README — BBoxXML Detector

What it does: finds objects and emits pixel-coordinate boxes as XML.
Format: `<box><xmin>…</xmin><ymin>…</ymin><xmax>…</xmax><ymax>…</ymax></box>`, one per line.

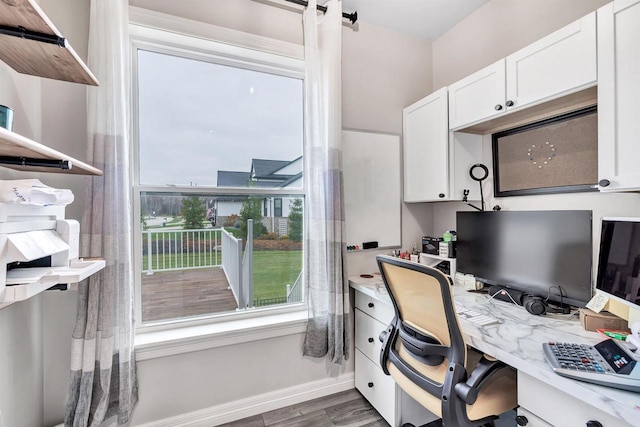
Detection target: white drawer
<box><xmin>517</xmin><ymin>407</ymin><xmax>552</xmax><ymax>427</ymax></box>
<box><xmin>518</xmin><ymin>372</ymin><xmax>631</xmax><ymax>427</ymax></box>
<box><xmin>355</xmin><ymin>309</ymin><xmax>387</xmax><ymax>365</ymax></box>
<box><xmin>355</xmin><ymin>291</ymin><xmax>395</xmax><ymax>323</ymax></box>
<box><xmin>355</xmin><ymin>349</ymin><xmax>397</xmax><ymax>425</ymax></box>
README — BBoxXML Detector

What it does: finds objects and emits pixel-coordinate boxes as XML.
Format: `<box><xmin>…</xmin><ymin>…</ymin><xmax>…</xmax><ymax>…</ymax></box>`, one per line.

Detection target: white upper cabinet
<box><xmin>403</xmin><ymin>88</ymin><xmax>450</xmax><ymax>202</ymax></box>
<box><xmin>597</xmin><ymin>0</ymin><xmax>640</xmax><ymax>192</ymax></box>
<box><xmin>505</xmin><ymin>12</ymin><xmax>596</xmax><ymax>110</ymax></box>
<box><xmin>403</xmin><ymin>88</ymin><xmax>483</xmax><ymax>203</ymax></box>
<box><xmin>449</xmin><ymin>12</ymin><xmax>597</xmax><ymax>131</ymax></box>
<box><xmin>448</xmin><ymin>60</ymin><xmax>506</xmax><ymax>131</ymax></box>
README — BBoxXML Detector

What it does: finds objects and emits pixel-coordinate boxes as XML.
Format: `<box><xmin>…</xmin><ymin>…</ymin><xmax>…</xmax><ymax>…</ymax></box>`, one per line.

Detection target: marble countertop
<box><xmin>349</xmin><ymin>275</ymin><xmax>640</xmax><ymax>426</ymax></box>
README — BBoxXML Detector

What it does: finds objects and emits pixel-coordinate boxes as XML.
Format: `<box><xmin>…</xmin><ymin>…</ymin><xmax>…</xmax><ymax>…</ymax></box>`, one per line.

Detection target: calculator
<box><xmin>542</xmin><ymin>339</ymin><xmax>640</xmax><ymax>393</ymax></box>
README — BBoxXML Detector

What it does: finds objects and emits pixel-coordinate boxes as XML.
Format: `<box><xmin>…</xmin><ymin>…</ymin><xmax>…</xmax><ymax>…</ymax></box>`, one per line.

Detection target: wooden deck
<box><xmin>141</xmin><ymin>267</ymin><xmax>237</xmax><ymax>323</ymax></box>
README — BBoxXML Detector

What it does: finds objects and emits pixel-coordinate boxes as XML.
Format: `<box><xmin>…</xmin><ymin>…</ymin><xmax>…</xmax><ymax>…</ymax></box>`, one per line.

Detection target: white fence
<box><xmin>143</xmin><ymin>228</ymin><xmax>221</xmax><ymax>273</ymax></box>
<box><xmin>286</xmin><ymin>271</ymin><xmax>303</xmax><ymax>303</ymax></box>
<box><xmin>222</xmin><ymin>220</ymin><xmax>253</xmax><ymax>309</ymax></box>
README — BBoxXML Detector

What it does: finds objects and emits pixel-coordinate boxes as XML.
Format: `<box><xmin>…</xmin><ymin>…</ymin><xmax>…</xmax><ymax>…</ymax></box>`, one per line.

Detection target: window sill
<box><xmin>135</xmin><ymin>309</ymin><xmax>308</xmax><ymax>361</ymax></box>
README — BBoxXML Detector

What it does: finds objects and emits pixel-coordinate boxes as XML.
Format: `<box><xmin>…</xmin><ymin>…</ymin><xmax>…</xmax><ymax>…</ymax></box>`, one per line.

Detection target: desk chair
<box><xmin>376</xmin><ymin>255</ymin><xmax>517</xmax><ymax>427</ymax></box>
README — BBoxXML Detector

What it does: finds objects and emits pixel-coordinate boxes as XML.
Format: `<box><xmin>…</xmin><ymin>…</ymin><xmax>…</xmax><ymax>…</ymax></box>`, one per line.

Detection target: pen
<box><xmin>603</xmin><ymin>331</ymin><xmax>627</xmax><ymax>340</ymax></box>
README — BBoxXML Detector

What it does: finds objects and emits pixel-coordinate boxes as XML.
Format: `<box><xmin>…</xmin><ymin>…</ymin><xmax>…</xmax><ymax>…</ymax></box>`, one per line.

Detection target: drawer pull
<box><xmin>368</xmin><ymin>337</ymin><xmax>374</xmax><ymax>343</ymax></box>
<box><xmin>368</xmin><ymin>382</ymin><xmax>374</xmax><ymax>388</ymax></box>
<box><xmin>368</xmin><ymin>302</ymin><xmax>374</xmax><ymax>308</ymax></box>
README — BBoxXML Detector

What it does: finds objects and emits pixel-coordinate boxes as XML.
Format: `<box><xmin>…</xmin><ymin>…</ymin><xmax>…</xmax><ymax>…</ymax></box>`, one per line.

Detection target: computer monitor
<box><xmin>595</xmin><ymin>217</ymin><xmax>640</xmax><ymax>316</ymax></box>
<box><xmin>456</xmin><ymin>210</ymin><xmax>593</xmax><ymax>308</ymax></box>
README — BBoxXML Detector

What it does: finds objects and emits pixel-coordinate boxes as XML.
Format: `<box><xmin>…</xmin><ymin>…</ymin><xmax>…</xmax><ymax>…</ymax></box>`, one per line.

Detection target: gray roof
<box><xmin>251</xmin><ymin>159</ymin><xmax>295</xmax><ymax>180</ymax></box>
<box><xmin>217</xmin><ymin>171</ymin><xmax>251</xmax><ymax>187</ymax></box>
<box><xmin>218</xmin><ymin>157</ymin><xmax>302</xmax><ymax>188</ymax></box>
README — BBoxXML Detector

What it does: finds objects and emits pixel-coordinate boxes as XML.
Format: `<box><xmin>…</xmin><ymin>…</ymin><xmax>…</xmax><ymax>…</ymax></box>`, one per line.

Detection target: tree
<box><xmin>239</xmin><ymin>196</ymin><xmax>265</xmax><ymax>238</ymax></box>
<box><xmin>182</xmin><ymin>196</ymin><xmax>206</xmax><ymax>229</ymax></box>
<box><xmin>288</xmin><ymin>198</ymin><xmax>303</xmax><ymax>242</ymax></box>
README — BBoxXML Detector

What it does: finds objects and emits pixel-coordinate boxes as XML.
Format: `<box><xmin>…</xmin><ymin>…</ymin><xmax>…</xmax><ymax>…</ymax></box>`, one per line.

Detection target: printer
<box><xmin>0</xmin><ymin>202</ymin><xmax>104</xmax><ymax>308</ymax></box>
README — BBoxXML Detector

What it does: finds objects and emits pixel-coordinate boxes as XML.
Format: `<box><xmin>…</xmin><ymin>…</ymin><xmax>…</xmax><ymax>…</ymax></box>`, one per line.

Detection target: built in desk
<box><xmin>350</xmin><ymin>274</ymin><xmax>640</xmax><ymax>427</ymax></box>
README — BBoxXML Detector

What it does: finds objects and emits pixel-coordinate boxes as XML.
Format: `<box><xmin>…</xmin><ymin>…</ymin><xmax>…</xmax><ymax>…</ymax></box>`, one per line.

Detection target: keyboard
<box><xmin>543</xmin><ymin>340</ymin><xmax>640</xmax><ymax>392</ymax></box>
<box><xmin>455</xmin><ymin>303</ymin><xmax>501</xmax><ymax>326</ymax></box>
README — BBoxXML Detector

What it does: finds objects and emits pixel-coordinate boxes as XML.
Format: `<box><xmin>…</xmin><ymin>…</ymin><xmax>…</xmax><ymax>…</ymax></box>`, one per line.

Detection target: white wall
<box><xmin>0</xmin><ymin>298</ymin><xmax>44</xmax><ymax>427</ymax></box>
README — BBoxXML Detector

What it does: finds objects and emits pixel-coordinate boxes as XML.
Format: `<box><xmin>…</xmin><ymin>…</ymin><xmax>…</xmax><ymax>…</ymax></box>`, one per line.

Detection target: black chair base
<box><xmin>402</xmin><ymin>419</ymin><xmax>443</xmax><ymax>427</ymax></box>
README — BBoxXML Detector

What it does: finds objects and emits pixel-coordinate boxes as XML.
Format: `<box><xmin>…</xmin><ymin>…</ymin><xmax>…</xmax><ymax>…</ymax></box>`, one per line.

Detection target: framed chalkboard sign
<box><xmin>492</xmin><ymin>106</ymin><xmax>598</xmax><ymax>197</ymax></box>
<box><xmin>342</xmin><ymin>129</ymin><xmax>401</xmax><ymax>249</ymax></box>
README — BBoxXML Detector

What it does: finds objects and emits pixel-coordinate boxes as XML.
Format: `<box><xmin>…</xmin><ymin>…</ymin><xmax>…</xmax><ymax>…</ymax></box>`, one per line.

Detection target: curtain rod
<box><xmin>284</xmin><ymin>0</ymin><xmax>358</xmax><ymax>24</ymax></box>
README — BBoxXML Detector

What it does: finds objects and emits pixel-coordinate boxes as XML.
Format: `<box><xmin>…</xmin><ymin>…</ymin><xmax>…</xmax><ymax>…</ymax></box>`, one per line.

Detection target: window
<box><xmin>132</xmin><ymin>27</ymin><xmax>305</xmax><ymax>328</ymax></box>
<box><xmin>274</xmin><ymin>198</ymin><xmax>283</xmax><ymax>217</ymax></box>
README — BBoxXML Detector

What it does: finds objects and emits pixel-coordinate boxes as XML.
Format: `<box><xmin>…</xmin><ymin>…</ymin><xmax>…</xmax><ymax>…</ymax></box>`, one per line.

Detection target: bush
<box><xmin>262</xmin><ymin>232</ymin><xmax>279</xmax><ymax>240</ymax></box>
<box><xmin>224</xmin><ymin>214</ymin><xmax>238</xmax><ymax>227</ymax></box>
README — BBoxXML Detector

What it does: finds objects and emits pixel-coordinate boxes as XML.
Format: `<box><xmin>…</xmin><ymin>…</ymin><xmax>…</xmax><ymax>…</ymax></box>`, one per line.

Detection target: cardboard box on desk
<box><xmin>579</xmin><ymin>308</ymin><xmax>629</xmax><ymax>332</ymax></box>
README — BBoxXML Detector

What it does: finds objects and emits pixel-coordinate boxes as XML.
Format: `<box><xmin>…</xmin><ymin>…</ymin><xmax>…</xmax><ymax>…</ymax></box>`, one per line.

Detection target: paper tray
<box><xmin>3</xmin><ymin>259</ymin><xmax>105</xmax><ymax>303</ymax></box>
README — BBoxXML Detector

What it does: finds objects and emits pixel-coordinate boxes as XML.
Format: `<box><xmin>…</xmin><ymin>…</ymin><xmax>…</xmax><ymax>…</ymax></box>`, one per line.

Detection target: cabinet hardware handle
<box><xmin>368</xmin><ymin>302</ymin><xmax>374</xmax><ymax>308</ymax></box>
<box><xmin>598</xmin><ymin>179</ymin><xmax>610</xmax><ymax>187</ymax></box>
<box><xmin>368</xmin><ymin>337</ymin><xmax>374</xmax><ymax>343</ymax></box>
<box><xmin>438</xmin><ymin>193</ymin><xmax>445</xmax><ymax>198</ymax></box>
<box><xmin>495</xmin><ymin>104</ymin><xmax>503</xmax><ymax>111</ymax></box>
<box><xmin>515</xmin><ymin>415</ymin><xmax>528</xmax><ymax>426</ymax></box>
<box><xmin>368</xmin><ymin>382</ymin><xmax>374</xmax><ymax>388</ymax></box>
<box><xmin>505</xmin><ymin>100</ymin><xmax>514</xmax><ymax>107</ymax></box>
<box><xmin>586</xmin><ymin>421</ymin><xmax>603</xmax><ymax>427</ymax></box>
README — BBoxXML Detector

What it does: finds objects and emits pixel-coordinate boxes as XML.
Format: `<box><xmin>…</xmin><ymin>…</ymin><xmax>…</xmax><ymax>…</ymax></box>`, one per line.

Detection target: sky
<box><xmin>137</xmin><ymin>49</ymin><xmax>304</xmax><ymax>187</ymax></box>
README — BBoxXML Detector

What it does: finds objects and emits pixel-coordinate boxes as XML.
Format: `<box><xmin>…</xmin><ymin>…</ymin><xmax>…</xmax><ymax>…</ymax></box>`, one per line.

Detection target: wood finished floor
<box><xmin>141</xmin><ymin>267</ymin><xmax>237</xmax><ymax>322</ymax></box>
<box><xmin>218</xmin><ymin>389</ymin><xmax>389</xmax><ymax>427</ymax></box>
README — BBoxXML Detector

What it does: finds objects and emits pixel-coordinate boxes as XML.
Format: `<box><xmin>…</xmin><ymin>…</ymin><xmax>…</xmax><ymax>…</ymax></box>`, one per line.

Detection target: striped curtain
<box><xmin>302</xmin><ymin>0</ymin><xmax>351</xmax><ymax>364</ymax></box>
<box><xmin>65</xmin><ymin>0</ymin><xmax>138</xmax><ymax>425</ymax></box>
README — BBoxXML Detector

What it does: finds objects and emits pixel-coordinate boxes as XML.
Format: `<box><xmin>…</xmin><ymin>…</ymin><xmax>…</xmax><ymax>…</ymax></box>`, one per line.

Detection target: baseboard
<box><xmin>134</xmin><ymin>373</ymin><xmax>355</xmax><ymax>427</ymax></box>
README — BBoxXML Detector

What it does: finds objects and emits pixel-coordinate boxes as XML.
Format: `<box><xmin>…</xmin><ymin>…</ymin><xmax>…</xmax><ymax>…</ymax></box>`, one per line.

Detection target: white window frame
<box><xmin>129</xmin><ymin>8</ymin><xmax>308</xmax><ymax>354</ymax></box>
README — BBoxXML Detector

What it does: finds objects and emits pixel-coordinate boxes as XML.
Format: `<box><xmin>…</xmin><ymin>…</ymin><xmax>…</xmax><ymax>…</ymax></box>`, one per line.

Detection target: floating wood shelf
<box><xmin>0</xmin><ymin>127</ymin><xmax>102</xmax><ymax>175</ymax></box>
<box><xmin>0</xmin><ymin>0</ymin><xmax>98</xmax><ymax>86</ymax></box>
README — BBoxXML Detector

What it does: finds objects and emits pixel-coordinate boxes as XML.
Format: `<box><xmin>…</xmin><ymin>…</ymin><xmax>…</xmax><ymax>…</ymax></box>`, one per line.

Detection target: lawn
<box><xmin>252</xmin><ymin>250</ymin><xmax>303</xmax><ymax>300</ymax></box>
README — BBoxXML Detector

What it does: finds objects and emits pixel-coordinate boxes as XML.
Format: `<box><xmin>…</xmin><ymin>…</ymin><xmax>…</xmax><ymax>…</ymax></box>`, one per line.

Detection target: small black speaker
<box><xmin>488</xmin><ymin>286</ymin><xmax>524</xmax><ymax>306</ymax></box>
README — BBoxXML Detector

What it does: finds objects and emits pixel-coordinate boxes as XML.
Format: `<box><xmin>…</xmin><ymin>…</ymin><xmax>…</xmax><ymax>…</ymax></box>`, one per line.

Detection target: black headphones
<box><xmin>523</xmin><ymin>295</ymin><xmax>571</xmax><ymax>315</ymax></box>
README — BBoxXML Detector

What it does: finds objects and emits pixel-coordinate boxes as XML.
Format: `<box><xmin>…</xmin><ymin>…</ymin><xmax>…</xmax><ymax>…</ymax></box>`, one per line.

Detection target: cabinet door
<box><xmin>403</xmin><ymin>87</ymin><xmax>449</xmax><ymax>202</ymax></box>
<box><xmin>448</xmin><ymin>59</ymin><xmax>506</xmax><ymax>130</ymax></box>
<box><xmin>518</xmin><ymin>372</ymin><xmax>630</xmax><ymax>427</ymax></box>
<box><xmin>598</xmin><ymin>0</ymin><xmax>640</xmax><ymax>191</ymax></box>
<box><xmin>355</xmin><ymin>350</ymin><xmax>397</xmax><ymax>425</ymax></box>
<box><xmin>506</xmin><ymin>12</ymin><xmax>597</xmax><ymax>110</ymax></box>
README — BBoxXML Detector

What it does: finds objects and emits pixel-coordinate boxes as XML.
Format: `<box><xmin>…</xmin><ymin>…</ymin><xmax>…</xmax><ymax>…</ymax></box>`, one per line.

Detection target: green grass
<box><xmin>252</xmin><ymin>250</ymin><xmax>302</xmax><ymax>299</ymax></box>
<box><xmin>142</xmin><ymin>249</ymin><xmax>302</xmax><ymax>301</ymax></box>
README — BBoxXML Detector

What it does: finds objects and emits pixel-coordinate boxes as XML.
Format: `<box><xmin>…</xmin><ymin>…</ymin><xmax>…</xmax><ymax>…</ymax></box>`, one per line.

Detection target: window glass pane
<box><xmin>139</xmin><ymin>192</ymin><xmax>304</xmax><ymax>324</ymax></box>
<box><xmin>137</xmin><ymin>49</ymin><xmax>304</xmax><ymax>187</ymax></box>
<box><xmin>274</xmin><ymin>198</ymin><xmax>283</xmax><ymax>217</ymax></box>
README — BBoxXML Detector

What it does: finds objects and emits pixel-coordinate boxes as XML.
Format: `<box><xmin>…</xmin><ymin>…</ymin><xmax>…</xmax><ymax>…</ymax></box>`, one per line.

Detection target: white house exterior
<box><xmin>215</xmin><ymin>157</ymin><xmax>302</xmax><ymax>235</ymax></box>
